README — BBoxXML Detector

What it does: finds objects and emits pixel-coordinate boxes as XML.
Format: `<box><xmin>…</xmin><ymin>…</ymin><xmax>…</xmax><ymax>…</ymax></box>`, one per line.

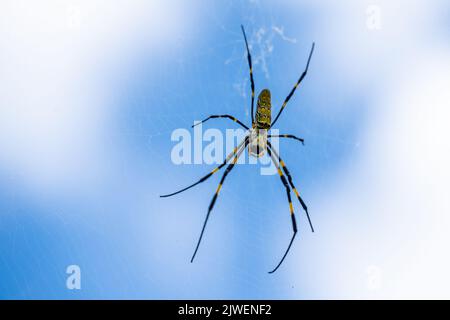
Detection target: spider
<box><xmin>161</xmin><ymin>25</ymin><xmax>315</xmax><ymax>273</ymax></box>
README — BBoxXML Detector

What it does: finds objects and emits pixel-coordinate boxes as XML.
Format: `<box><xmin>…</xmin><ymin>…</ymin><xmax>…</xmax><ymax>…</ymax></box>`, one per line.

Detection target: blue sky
<box><xmin>1</xmin><ymin>0</ymin><xmax>450</xmax><ymax>299</ymax></box>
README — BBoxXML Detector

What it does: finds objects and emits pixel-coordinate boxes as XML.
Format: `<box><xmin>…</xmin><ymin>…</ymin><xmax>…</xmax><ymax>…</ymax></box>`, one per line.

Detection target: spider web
<box><xmin>0</xmin><ymin>0</ymin><xmax>362</xmax><ymax>299</ymax></box>
<box><xmin>108</xmin><ymin>1</ymin><xmax>360</xmax><ymax>298</ymax></box>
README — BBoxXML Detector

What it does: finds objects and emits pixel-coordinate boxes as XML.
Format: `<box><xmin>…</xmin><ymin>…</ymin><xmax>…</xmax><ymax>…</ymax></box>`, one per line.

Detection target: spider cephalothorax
<box><xmin>161</xmin><ymin>25</ymin><xmax>315</xmax><ymax>273</ymax></box>
<box><xmin>248</xmin><ymin>127</ymin><xmax>268</xmax><ymax>158</ymax></box>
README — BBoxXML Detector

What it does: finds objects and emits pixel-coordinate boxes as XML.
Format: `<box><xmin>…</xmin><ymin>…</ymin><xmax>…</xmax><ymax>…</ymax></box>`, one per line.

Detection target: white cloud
<box><xmin>0</xmin><ymin>0</ymin><xmax>194</xmax><ymax>193</ymax></box>
<box><xmin>285</xmin><ymin>0</ymin><xmax>450</xmax><ymax>298</ymax></box>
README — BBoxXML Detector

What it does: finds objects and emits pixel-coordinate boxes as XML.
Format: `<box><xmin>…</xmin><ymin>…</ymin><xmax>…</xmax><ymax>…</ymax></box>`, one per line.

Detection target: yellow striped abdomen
<box><xmin>254</xmin><ymin>89</ymin><xmax>271</xmax><ymax>129</ymax></box>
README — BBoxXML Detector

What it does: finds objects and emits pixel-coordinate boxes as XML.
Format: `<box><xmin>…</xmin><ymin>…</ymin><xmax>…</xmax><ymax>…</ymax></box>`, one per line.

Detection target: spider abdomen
<box><xmin>255</xmin><ymin>89</ymin><xmax>272</xmax><ymax>129</ymax></box>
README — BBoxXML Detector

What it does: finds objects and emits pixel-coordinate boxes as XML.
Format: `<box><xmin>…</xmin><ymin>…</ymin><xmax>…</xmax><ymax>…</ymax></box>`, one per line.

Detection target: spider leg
<box><xmin>266</xmin><ymin>147</ymin><xmax>297</xmax><ymax>274</ymax></box>
<box><xmin>160</xmin><ymin>136</ymin><xmax>248</xmax><ymax>198</ymax></box>
<box><xmin>241</xmin><ymin>25</ymin><xmax>255</xmax><ymax>123</ymax></box>
<box><xmin>268</xmin><ymin>134</ymin><xmax>305</xmax><ymax>146</ymax></box>
<box><xmin>271</xmin><ymin>42</ymin><xmax>315</xmax><ymax>127</ymax></box>
<box><xmin>191</xmin><ymin>136</ymin><xmax>250</xmax><ymax>262</ymax></box>
<box><xmin>268</xmin><ymin>142</ymin><xmax>314</xmax><ymax>232</ymax></box>
<box><xmin>192</xmin><ymin>114</ymin><xmax>249</xmax><ymax>130</ymax></box>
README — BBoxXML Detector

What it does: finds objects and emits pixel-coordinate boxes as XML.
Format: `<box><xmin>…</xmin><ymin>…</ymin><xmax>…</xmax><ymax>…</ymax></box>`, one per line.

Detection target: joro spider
<box><xmin>161</xmin><ymin>25</ymin><xmax>315</xmax><ymax>273</ymax></box>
